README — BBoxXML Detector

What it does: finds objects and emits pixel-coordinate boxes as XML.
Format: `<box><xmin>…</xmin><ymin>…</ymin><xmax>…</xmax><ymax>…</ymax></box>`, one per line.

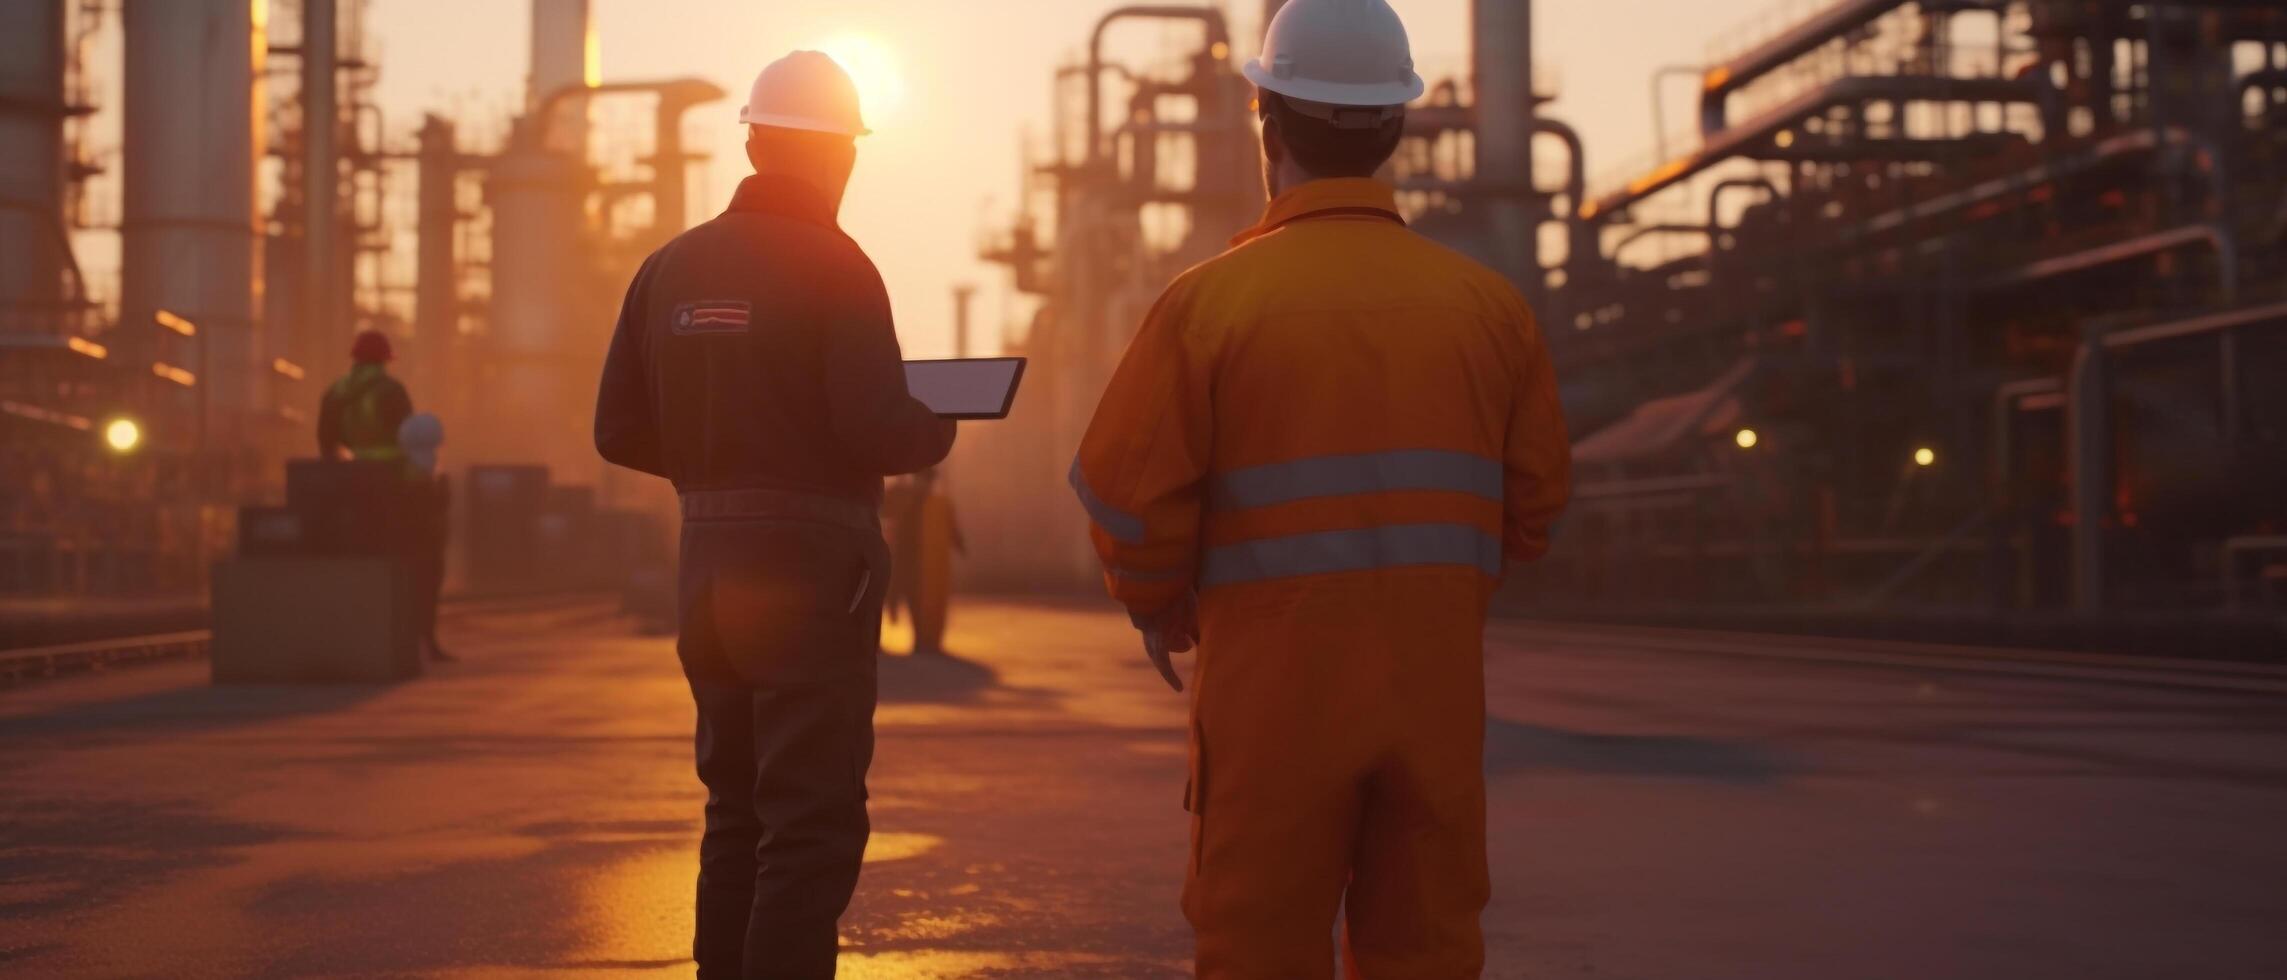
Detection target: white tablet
<box><xmin>903</xmin><ymin>357</ymin><xmax>1027</xmax><ymax>420</ymax></box>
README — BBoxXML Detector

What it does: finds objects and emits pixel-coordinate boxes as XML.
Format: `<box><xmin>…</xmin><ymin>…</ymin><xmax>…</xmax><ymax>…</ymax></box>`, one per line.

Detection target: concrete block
<box><xmin>211</xmin><ymin>557</ymin><xmax>422</xmax><ymax>684</ymax></box>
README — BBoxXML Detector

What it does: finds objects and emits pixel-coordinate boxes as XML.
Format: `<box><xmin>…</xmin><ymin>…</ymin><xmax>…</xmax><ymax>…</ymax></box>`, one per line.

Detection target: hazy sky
<box><xmin>365</xmin><ymin>0</ymin><xmax>1769</xmax><ymax>355</ymax></box>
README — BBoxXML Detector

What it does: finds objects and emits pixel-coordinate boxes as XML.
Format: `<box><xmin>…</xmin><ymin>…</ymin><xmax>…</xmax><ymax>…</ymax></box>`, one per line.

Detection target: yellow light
<box><xmin>104</xmin><ymin>418</ymin><xmax>142</xmax><ymax>454</ymax></box>
<box><xmin>816</xmin><ymin>34</ymin><xmax>905</xmax><ymax>120</ymax></box>
<box><xmin>1210</xmin><ymin>41</ymin><xmax>1230</xmax><ymax>61</ymax></box>
<box><xmin>151</xmin><ymin>362</ymin><xmax>197</xmax><ymax>386</ymax></box>
<box><xmin>155</xmin><ymin>309</ymin><xmax>197</xmax><ymax>337</ymax></box>
<box><xmin>272</xmin><ymin>358</ymin><xmax>307</xmax><ymax>381</ymax></box>
<box><xmin>1914</xmin><ymin>446</ymin><xmax>1936</xmax><ymax>467</ymax></box>
<box><xmin>1735</xmin><ymin>428</ymin><xmax>1759</xmax><ymax>450</ymax></box>
<box><xmin>581</xmin><ymin>21</ymin><xmax>602</xmax><ymax>88</ymax></box>
<box><xmin>66</xmin><ymin>335</ymin><xmax>108</xmax><ymax>359</ymax></box>
<box><xmin>1775</xmin><ymin>129</ymin><xmax>1796</xmax><ymax>148</ymax></box>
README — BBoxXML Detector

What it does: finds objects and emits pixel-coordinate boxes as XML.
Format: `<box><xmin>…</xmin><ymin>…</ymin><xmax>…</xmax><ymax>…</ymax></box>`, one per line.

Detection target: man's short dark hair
<box><xmin>746</xmin><ymin>124</ymin><xmax>857</xmax><ymax>170</ymax></box>
<box><xmin>1261</xmin><ymin>92</ymin><xmax>1406</xmax><ymax>179</ymax></box>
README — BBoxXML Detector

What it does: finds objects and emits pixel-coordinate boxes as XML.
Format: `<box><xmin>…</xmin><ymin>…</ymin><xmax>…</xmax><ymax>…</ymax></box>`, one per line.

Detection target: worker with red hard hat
<box><xmin>319</xmin><ymin>329</ymin><xmax>414</xmax><ymax>463</ymax></box>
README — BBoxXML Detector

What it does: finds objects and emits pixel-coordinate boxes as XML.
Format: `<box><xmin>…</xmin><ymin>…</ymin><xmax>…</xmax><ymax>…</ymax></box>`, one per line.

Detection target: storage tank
<box><xmin>121</xmin><ymin>0</ymin><xmax>265</xmax><ymax>423</ymax></box>
<box><xmin>481</xmin><ymin>126</ymin><xmax>594</xmax><ymax>480</ymax></box>
<box><xmin>0</xmin><ymin>0</ymin><xmax>70</xmax><ymax>330</ymax></box>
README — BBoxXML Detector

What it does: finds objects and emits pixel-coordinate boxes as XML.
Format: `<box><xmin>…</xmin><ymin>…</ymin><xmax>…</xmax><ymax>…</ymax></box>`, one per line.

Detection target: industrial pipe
<box><xmin>1700</xmin><ymin>0</ymin><xmax>2276</xmax><ymax>138</ymax></box>
<box><xmin>1531</xmin><ymin>117</ymin><xmax>1595</xmax><ymax>274</ymax></box>
<box><xmin>528</xmin><ymin>78</ymin><xmax>723</xmax><ymax>240</ymax></box>
<box><xmin>1609</xmin><ymin>224</ymin><xmax>1715</xmax><ymax>267</ymax></box>
<box><xmin>1981</xmin><ymin>222</ymin><xmax>2238</xmax><ymax>301</ymax></box>
<box><xmin>646</xmin><ymin>80</ymin><xmax>726</xmax><ymax>235</ymax></box>
<box><xmin>1836</xmin><ymin>126</ymin><xmax>2222</xmax><ymax>247</ymax></box>
<box><xmin>1110</xmin><ymin>80</ymin><xmax>1183</xmax><ymax>195</ymax></box>
<box><xmin>1985</xmin><ymin>376</ymin><xmax>2063</xmax><ymax>609</ymax></box>
<box><xmin>1706</xmin><ymin>177</ymin><xmax>1780</xmax><ymax>235</ymax></box>
<box><xmin>2061</xmin><ymin>241</ymin><xmax>2256</xmax><ymax>614</ymax></box>
<box><xmin>2065</xmin><ymin>339</ymin><xmax>2110</xmax><ymax>613</ymax></box>
<box><xmin>1648</xmin><ymin>64</ymin><xmax>1704</xmax><ymax>164</ymax></box>
<box><xmin>528</xmin><ymin>78</ymin><xmax>725</xmax><ymax>153</ymax></box>
<box><xmin>1607</xmin><ymin>183</ymin><xmax>1786</xmax><ymax>268</ymax></box>
<box><xmin>1532</xmin><ymin>118</ymin><xmax>1586</xmax><ymax>217</ymax></box>
<box><xmin>2098</xmin><ymin>298</ymin><xmax>2287</xmax><ymax>352</ymax></box>
<box><xmin>2241</xmin><ymin>67</ymin><xmax>2287</xmax><ymax>109</ymax></box>
<box><xmin>1697</xmin><ymin>0</ymin><xmax>2008</xmax><ymax>135</ymax></box>
<box><xmin>1085</xmin><ymin>6</ymin><xmax>1231</xmax><ymax>168</ymax></box>
<box><xmin>1587</xmin><ymin>75</ymin><xmax>2044</xmax><ymax>220</ymax></box>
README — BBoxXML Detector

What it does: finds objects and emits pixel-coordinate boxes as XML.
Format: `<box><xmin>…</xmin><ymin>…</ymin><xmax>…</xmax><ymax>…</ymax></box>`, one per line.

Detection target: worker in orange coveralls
<box><xmin>1067</xmin><ymin>0</ymin><xmax>1572</xmax><ymax>974</ymax></box>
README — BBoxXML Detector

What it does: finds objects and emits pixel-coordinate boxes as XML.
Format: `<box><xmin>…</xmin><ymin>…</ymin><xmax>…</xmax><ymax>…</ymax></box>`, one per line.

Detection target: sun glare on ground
<box><xmin>816</xmin><ymin>33</ymin><xmax>905</xmax><ymax>122</ymax></box>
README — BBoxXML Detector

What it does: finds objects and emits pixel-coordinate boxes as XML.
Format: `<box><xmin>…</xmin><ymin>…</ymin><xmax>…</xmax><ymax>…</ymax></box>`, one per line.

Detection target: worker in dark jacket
<box><xmin>318</xmin><ymin>330</ymin><xmax>413</xmax><ymax>462</ymax></box>
<box><xmin>593</xmin><ymin>50</ymin><xmax>955</xmax><ymax>980</ymax></box>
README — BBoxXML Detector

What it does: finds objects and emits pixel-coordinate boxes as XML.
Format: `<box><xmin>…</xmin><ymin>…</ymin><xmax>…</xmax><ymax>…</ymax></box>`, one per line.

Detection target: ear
<box><xmin>1259</xmin><ymin>113</ymin><xmax>1285</xmax><ymax>166</ymax></box>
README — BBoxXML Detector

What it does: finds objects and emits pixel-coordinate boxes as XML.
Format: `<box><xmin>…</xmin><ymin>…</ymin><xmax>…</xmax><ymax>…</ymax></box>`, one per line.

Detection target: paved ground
<box><xmin>1</xmin><ymin>600</ymin><xmax>2284</xmax><ymax>978</ymax></box>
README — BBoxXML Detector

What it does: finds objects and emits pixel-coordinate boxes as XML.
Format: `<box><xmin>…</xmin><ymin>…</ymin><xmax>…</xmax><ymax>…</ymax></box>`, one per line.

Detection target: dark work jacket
<box><xmin>593</xmin><ymin>175</ymin><xmax>955</xmax><ymax>505</ymax></box>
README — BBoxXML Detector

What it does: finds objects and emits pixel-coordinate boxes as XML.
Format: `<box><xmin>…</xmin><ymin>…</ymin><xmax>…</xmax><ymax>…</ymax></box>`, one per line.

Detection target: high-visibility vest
<box><xmin>330</xmin><ymin>368</ymin><xmax>406</xmax><ymax>463</ymax></box>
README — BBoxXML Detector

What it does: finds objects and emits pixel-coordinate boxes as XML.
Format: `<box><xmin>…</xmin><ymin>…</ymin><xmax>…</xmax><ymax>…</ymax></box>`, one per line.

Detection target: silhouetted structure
<box><xmin>969</xmin><ymin>0</ymin><xmax>2287</xmax><ymax>632</ymax></box>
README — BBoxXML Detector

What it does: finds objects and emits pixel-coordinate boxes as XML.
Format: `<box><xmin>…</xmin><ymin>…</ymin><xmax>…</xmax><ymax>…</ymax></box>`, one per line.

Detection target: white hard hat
<box><xmin>398</xmin><ymin>412</ymin><xmax>444</xmax><ymax>475</ymax></box>
<box><xmin>739</xmin><ymin>50</ymin><xmax>870</xmax><ymax>137</ymax></box>
<box><xmin>1243</xmin><ymin>0</ymin><xmax>1425</xmax><ymax>109</ymax></box>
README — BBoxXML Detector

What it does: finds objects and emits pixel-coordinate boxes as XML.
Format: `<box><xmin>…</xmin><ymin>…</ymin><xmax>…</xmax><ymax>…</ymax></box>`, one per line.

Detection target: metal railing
<box><xmin>0</xmin><ymin>630</ymin><xmax>210</xmax><ymax>685</ymax></box>
<box><xmin>0</xmin><ymin>592</ymin><xmax>617</xmax><ymax>687</ymax></box>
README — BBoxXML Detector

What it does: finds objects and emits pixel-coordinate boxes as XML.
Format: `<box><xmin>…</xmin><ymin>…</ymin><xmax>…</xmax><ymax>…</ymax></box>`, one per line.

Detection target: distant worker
<box><xmin>399</xmin><ymin>412</ymin><xmax>455</xmax><ymax>664</ymax></box>
<box><xmin>1069</xmin><ymin>0</ymin><xmax>1572</xmax><ymax>976</ymax></box>
<box><xmin>318</xmin><ymin>330</ymin><xmax>413</xmax><ymax>462</ymax></box>
<box><xmin>593</xmin><ymin>50</ymin><xmax>954</xmax><ymax>980</ymax></box>
<box><xmin>882</xmin><ymin>467</ymin><xmax>964</xmax><ymax>656</ymax></box>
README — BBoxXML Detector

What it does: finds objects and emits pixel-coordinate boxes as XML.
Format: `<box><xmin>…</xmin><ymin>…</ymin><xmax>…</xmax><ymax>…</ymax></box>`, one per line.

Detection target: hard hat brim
<box><xmin>739</xmin><ymin>108</ymin><xmax>871</xmax><ymax>137</ymax></box>
<box><xmin>1242</xmin><ymin>59</ymin><xmax>1424</xmax><ymax>109</ymax></box>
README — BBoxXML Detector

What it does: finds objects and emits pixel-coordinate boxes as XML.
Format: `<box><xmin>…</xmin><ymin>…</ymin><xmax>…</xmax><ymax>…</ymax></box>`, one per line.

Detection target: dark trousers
<box><xmin>678</xmin><ymin>517</ymin><xmax>886</xmax><ymax>980</ymax></box>
<box><xmin>408</xmin><ymin>475</ymin><xmax>449</xmax><ymax>646</ymax></box>
<box><xmin>415</xmin><ymin>522</ymin><xmax>447</xmax><ymax>645</ymax></box>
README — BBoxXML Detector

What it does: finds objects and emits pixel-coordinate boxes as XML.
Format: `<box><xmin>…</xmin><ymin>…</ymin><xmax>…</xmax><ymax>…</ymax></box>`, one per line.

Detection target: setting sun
<box><xmin>815</xmin><ymin>33</ymin><xmax>905</xmax><ymax>121</ymax></box>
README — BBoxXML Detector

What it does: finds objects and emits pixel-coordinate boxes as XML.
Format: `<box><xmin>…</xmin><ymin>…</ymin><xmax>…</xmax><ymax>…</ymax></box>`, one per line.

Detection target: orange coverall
<box><xmin>1071</xmin><ymin>178</ymin><xmax>1571</xmax><ymax>977</ymax></box>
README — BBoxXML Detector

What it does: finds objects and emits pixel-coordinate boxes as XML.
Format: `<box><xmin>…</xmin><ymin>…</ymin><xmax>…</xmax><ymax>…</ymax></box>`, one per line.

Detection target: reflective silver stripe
<box><xmin>1212</xmin><ymin>450</ymin><xmax>1502</xmax><ymax>511</ymax></box>
<box><xmin>1106</xmin><ymin>563</ymin><xmax>1188</xmax><ymax>584</ymax></box>
<box><xmin>1200</xmin><ymin>523</ymin><xmax>1502</xmax><ymax>587</ymax></box>
<box><xmin>1069</xmin><ymin>458</ymin><xmax>1146</xmax><ymax>544</ymax></box>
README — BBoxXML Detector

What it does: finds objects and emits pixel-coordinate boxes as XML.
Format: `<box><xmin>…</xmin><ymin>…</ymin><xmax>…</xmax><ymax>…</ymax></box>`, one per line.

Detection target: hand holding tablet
<box><xmin>903</xmin><ymin>357</ymin><xmax>1027</xmax><ymax>420</ymax></box>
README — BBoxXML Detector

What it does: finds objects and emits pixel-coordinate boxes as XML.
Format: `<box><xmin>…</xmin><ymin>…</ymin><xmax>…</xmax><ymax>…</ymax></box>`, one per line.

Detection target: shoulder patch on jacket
<box><xmin>673</xmin><ymin>300</ymin><xmax>752</xmax><ymax>336</ymax></box>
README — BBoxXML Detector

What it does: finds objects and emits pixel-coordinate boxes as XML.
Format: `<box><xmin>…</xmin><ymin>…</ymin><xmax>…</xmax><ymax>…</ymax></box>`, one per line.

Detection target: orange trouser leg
<box><xmin>1184</xmin><ymin>754</ymin><xmax>1362</xmax><ymax>977</ymax></box>
<box><xmin>1182</xmin><ymin>640</ymin><xmax>1368</xmax><ymax>978</ymax></box>
<box><xmin>1342</xmin><ymin>700</ymin><xmax>1489</xmax><ymax>978</ymax></box>
<box><xmin>1186</xmin><ymin>575</ymin><xmax>1490</xmax><ymax>979</ymax></box>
